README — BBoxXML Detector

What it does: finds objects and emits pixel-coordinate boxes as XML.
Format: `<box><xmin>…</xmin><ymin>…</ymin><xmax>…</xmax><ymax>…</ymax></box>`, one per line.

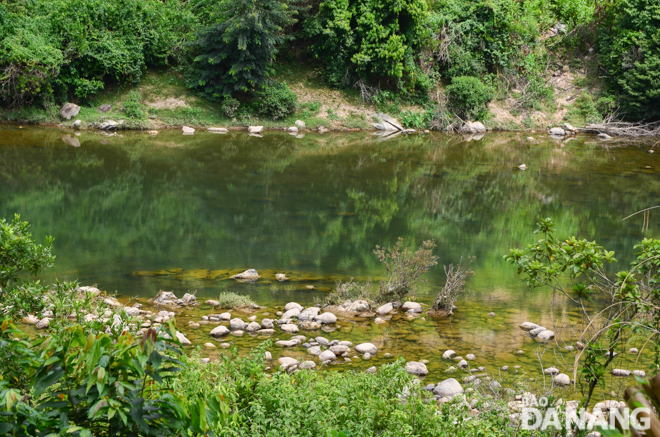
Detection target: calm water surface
<box><xmin>1</xmin><ymin>126</ymin><xmax>658</xmax><ymax>395</ymax></box>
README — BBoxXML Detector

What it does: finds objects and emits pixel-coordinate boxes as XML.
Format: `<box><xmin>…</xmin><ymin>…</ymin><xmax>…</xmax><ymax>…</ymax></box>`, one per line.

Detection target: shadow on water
<box><xmin>1</xmin><ymin>126</ymin><xmax>659</xmax><ymax>395</ymax></box>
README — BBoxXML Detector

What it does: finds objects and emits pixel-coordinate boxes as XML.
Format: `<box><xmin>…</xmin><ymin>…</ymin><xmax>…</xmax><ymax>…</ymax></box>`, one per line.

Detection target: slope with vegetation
<box><xmin>0</xmin><ymin>0</ymin><xmax>658</xmax><ymax>131</ymax></box>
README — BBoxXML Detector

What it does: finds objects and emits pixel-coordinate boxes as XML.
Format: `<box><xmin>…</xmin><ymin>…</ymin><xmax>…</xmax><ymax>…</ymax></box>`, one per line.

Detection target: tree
<box><xmin>188</xmin><ymin>0</ymin><xmax>298</xmax><ymax>100</ymax></box>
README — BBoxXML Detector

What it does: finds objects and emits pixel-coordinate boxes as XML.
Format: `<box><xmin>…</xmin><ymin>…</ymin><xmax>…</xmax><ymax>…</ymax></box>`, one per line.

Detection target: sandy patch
<box><xmin>145</xmin><ymin>97</ymin><xmax>190</xmax><ymax>110</ymax></box>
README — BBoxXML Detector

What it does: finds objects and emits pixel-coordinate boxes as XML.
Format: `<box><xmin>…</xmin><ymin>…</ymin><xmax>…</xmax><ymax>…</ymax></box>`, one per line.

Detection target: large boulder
<box><xmin>99</xmin><ymin>120</ymin><xmax>119</xmax><ymax>130</ymax></box>
<box><xmin>345</xmin><ymin>300</ymin><xmax>370</xmax><ymax>312</ymax></box>
<box><xmin>261</xmin><ymin>318</ymin><xmax>274</xmax><ymax>329</ymax></box>
<box><xmin>549</xmin><ymin>127</ymin><xmax>566</xmax><ymax>136</ymax></box>
<box><xmin>405</xmin><ymin>361</ymin><xmax>429</xmax><ymax>376</ymax></box>
<box><xmin>373</xmin><ymin>113</ymin><xmax>403</xmax><ymax>131</ymax></box>
<box><xmin>248</xmin><ymin>126</ymin><xmax>264</xmax><ymax>134</ymax></box>
<box><xmin>245</xmin><ymin>322</ymin><xmax>261</xmax><ymax>332</ymax></box>
<box><xmin>433</xmin><ymin>378</ymin><xmax>464</xmax><ymax>398</ymax></box>
<box><xmin>60</xmin><ymin>103</ymin><xmax>81</xmax><ymax>120</ymax></box>
<box><xmin>210</xmin><ymin>326</ymin><xmax>230</xmax><ymax>337</ymax></box>
<box><xmin>278</xmin><ymin>357</ymin><xmax>299</xmax><ymax>370</ymax></box>
<box><xmin>460</xmin><ymin>121</ymin><xmax>486</xmax><ymax>134</ymax></box>
<box><xmin>180</xmin><ymin>293</ymin><xmax>197</xmax><ymax>305</ymax></box>
<box><xmin>314</xmin><ymin>312</ymin><xmax>337</xmax><ymax>324</ymax></box>
<box><xmin>355</xmin><ymin>343</ymin><xmax>377</xmax><ymax>355</ymax></box>
<box><xmin>230</xmin><ymin>269</ymin><xmax>260</xmax><ymax>281</ymax></box>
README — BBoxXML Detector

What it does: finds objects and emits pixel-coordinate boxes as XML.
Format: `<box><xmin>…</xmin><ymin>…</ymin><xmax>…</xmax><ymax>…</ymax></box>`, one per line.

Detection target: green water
<box><xmin>1</xmin><ymin>126</ymin><xmax>658</xmax><ymax>392</ymax></box>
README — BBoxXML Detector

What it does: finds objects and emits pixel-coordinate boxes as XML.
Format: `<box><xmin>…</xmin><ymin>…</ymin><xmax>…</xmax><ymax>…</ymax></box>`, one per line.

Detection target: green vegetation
<box><xmin>507</xmin><ymin>218</ymin><xmax>660</xmax><ymax>407</ymax></box>
<box><xmin>216</xmin><ymin>292</ymin><xmax>256</xmax><ymax>309</ymax></box>
<box><xmin>446</xmin><ymin>76</ymin><xmax>493</xmax><ymax>121</ymax></box>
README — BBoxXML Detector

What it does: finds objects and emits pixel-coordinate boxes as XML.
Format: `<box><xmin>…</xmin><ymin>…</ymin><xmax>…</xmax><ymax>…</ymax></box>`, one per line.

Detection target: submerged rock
<box><xmin>276</xmin><ymin>273</ymin><xmax>288</xmax><ymax>281</ymax></box>
<box><xmin>230</xmin><ymin>269</ymin><xmax>260</xmax><ymax>281</ymax></box>
<box><xmin>536</xmin><ymin>330</ymin><xmax>555</xmax><ymax>341</ymax></box>
<box><xmin>519</xmin><ymin>322</ymin><xmax>540</xmax><ymax>331</ymax></box>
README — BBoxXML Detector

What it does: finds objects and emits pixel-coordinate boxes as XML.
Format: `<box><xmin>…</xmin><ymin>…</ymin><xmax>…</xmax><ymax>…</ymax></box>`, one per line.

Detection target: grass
<box><xmin>216</xmin><ymin>292</ymin><xmax>255</xmax><ymax>309</ymax></box>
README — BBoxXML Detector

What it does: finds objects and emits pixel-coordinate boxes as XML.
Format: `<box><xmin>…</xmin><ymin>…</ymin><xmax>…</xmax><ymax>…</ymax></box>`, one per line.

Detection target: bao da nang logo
<box><xmin>521</xmin><ymin>396</ymin><xmax>651</xmax><ymax>433</ymax></box>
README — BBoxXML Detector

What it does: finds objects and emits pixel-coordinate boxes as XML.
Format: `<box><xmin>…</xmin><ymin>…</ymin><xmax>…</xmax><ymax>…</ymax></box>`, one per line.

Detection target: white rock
<box><xmin>261</xmin><ymin>318</ymin><xmax>274</xmax><ymax>329</ymax></box>
<box><xmin>204</xmin><ymin>342</ymin><xmax>216</xmax><ymax>348</ymax></box>
<box><xmin>355</xmin><ymin>343</ymin><xmax>377</xmax><ymax>355</ymax></box>
<box><xmin>330</xmin><ymin>345</ymin><xmax>350</xmax><ymax>355</ymax></box>
<box><xmin>176</xmin><ymin>331</ymin><xmax>192</xmax><ymax>346</ymax></box>
<box><xmin>402</xmin><ymin>302</ymin><xmax>422</xmax><ymax>313</ymax></box>
<box><xmin>345</xmin><ymin>300</ymin><xmax>370</xmax><ymax>312</ymax></box>
<box><xmin>633</xmin><ymin>370</ymin><xmax>646</xmax><ymax>378</ymax></box>
<box><xmin>544</xmin><ymin>367</ymin><xmax>559</xmax><ymax>375</ymax></box>
<box><xmin>376</xmin><ymin>303</ymin><xmax>393</xmax><ymax>315</ymax></box>
<box><xmin>230</xmin><ymin>318</ymin><xmax>247</xmax><ymax>331</ymax></box>
<box><xmin>466</xmin><ymin>354</ymin><xmax>476</xmax><ymax>361</ymax></box>
<box><xmin>265</xmin><ymin>351</ymin><xmax>272</xmax><ymax>361</ymax></box>
<box><xmin>553</xmin><ymin>374</ymin><xmax>570</xmax><ymax>386</ymax></box>
<box><xmin>519</xmin><ymin>322</ymin><xmax>540</xmax><ymax>331</ymax></box>
<box><xmin>275</xmin><ymin>340</ymin><xmax>300</xmax><ymax>347</ymax></box>
<box><xmin>314</xmin><ymin>312</ymin><xmax>337</xmax><ymax>324</ymax></box>
<box><xmin>460</xmin><ymin>121</ymin><xmax>486</xmax><ymax>134</ymax></box>
<box><xmin>230</xmin><ymin>269</ymin><xmax>260</xmax><ymax>281</ymax></box>
<box><xmin>248</xmin><ymin>126</ymin><xmax>264</xmax><ymax>134</ymax></box>
<box><xmin>442</xmin><ymin>350</ymin><xmax>457</xmax><ymax>360</ymax></box>
<box><xmin>458</xmin><ymin>360</ymin><xmax>468</xmax><ymax>369</ymax></box>
<box><xmin>433</xmin><ymin>378</ymin><xmax>464</xmax><ymax>398</ymax></box>
<box><xmin>299</xmin><ymin>360</ymin><xmax>316</xmax><ymax>369</ymax></box>
<box><xmin>295</xmin><ymin>120</ymin><xmax>305</xmax><ymax>129</ymax></box>
<box><xmin>219</xmin><ymin>312</ymin><xmax>231</xmax><ymax>321</ymax></box>
<box><xmin>536</xmin><ymin>330</ymin><xmax>555</xmax><ymax>341</ymax></box>
<box><xmin>280</xmin><ymin>324</ymin><xmax>299</xmax><ymax>333</ymax></box>
<box><xmin>245</xmin><ymin>322</ymin><xmax>261</xmax><ymax>332</ymax></box>
<box><xmin>405</xmin><ymin>361</ymin><xmax>429</xmax><ymax>376</ymax></box>
<box><xmin>308</xmin><ymin>346</ymin><xmax>322</xmax><ymax>355</ymax></box>
<box><xmin>60</xmin><ymin>103</ymin><xmax>81</xmax><ymax>120</ymax></box>
<box><xmin>282</xmin><ymin>308</ymin><xmax>301</xmax><ymax>319</ymax></box>
<box><xmin>278</xmin><ymin>357</ymin><xmax>299</xmax><ymax>370</ymax></box>
<box><xmin>287</xmin><ymin>126</ymin><xmax>298</xmax><ymax>133</ymax></box>
<box><xmin>276</xmin><ymin>273</ymin><xmax>288</xmax><ymax>281</ymax></box>
<box><xmin>182</xmin><ymin>126</ymin><xmax>195</xmax><ymax>134</ymax></box>
<box><xmin>366</xmin><ymin>366</ymin><xmax>377</xmax><ymax>373</ymax></box>
<box><xmin>319</xmin><ymin>350</ymin><xmax>336</xmax><ymax>361</ymax></box>
<box><xmin>612</xmin><ymin>369</ymin><xmax>631</xmax><ymax>377</ymax></box>
<box><xmin>549</xmin><ymin>127</ymin><xmax>566</xmax><ymax>136</ymax></box>
<box><xmin>36</xmin><ymin>317</ymin><xmax>50</xmax><ymax>329</ymax></box>
<box><xmin>207</xmin><ymin>127</ymin><xmax>228</xmax><ymax>133</ymax></box>
<box><xmin>518</xmin><ymin>164</ymin><xmax>527</xmax><ymax>171</ymax></box>
<box><xmin>23</xmin><ymin>315</ymin><xmax>39</xmax><ymax>325</ymax></box>
<box><xmin>210</xmin><ymin>326</ymin><xmax>230</xmax><ymax>337</ymax></box>
<box><xmin>284</xmin><ymin>302</ymin><xmax>303</xmax><ymax>311</ymax></box>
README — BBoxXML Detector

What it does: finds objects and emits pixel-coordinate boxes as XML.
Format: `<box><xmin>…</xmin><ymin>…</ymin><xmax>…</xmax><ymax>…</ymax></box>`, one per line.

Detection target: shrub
<box><xmin>324</xmin><ymin>278</ymin><xmax>373</xmax><ymax>306</ymax></box>
<box><xmin>446</xmin><ymin>76</ymin><xmax>493</xmax><ymax>120</ymax></box>
<box><xmin>431</xmin><ymin>257</ymin><xmax>474</xmax><ymax>314</ymax></box>
<box><xmin>374</xmin><ymin>238</ymin><xmax>438</xmax><ymax>303</ymax></box>
<box><xmin>597</xmin><ymin>0</ymin><xmax>660</xmax><ymax>119</ymax></box>
<box><xmin>0</xmin><ymin>214</ymin><xmax>54</xmax><ymax>317</ymax></box>
<box><xmin>255</xmin><ymin>82</ymin><xmax>297</xmax><ymax>120</ymax></box>
<box><xmin>221</xmin><ymin>96</ymin><xmax>240</xmax><ymax>118</ymax></box>
<box><xmin>188</xmin><ymin>0</ymin><xmax>298</xmax><ymax>100</ymax></box>
<box><xmin>122</xmin><ymin>90</ymin><xmax>147</xmax><ymax>119</ymax></box>
<box><xmin>216</xmin><ymin>292</ymin><xmax>255</xmax><ymax>308</ymax></box>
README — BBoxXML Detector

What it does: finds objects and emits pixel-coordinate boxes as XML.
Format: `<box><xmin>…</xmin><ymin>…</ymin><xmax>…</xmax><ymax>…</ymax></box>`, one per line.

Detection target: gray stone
<box><xmin>308</xmin><ymin>346</ymin><xmax>322</xmax><ymax>356</ymax></box>
<box><xmin>355</xmin><ymin>343</ymin><xmax>377</xmax><ymax>355</ymax></box>
<box><xmin>536</xmin><ymin>330</ymin><xmax>555</xmax><ymax>341</ymax></box>
<box><xmin>230</xmin><ymin>269</ymin><xmax>260</xmax><ymax>281</ymax></box>
<box><xmin>405</xmin><ymin>361</ymin><xmax>429</xmax><ymax>376</ymax></box>
<box><xmin>284</xmin><ymin>302</ymin><xmax>303</xmax><ymax>311</ymax></box>
<box><xmin>529</xmin><ymin>327</ymin><xmax>547</xmax><ymax>336</ymax></box>
<box><xmin>366</xmin><ymin>366</ymin><xmax>377</xmax><ymax>373</ymax></box>
<box><xmin>612</xmin><ymin>369</ymin><xmax>631</xmax><ymax>377</ymax></box>
<box><xmin>549</xmin><ymin>127</ymin><xmax>566</xmax><ymax>136</ymax></box>
<box><xmin>282</xmin><ymin>308</ymin><xmax>301</xmax><ymax>319</ymax></box>
<box><xmin>248</xmin><ymin>126</ymin><xmax>264</xmax><ymax>134</ymax></box>
<box><xmin>295</xmin><ymin>120</ymin><xmax>306</xmax><ymax>129</ymax></box>
<box><xmin>72</xmin><ymin>119</ymin><xmax>82</xmax><ymax>129</ymax></box>
<box><xmin>278</xmin><ymin>357</ymin><xmax>299</xmax><ymax>370</ymax></box>
<box><xmin>261</xmin><ymin>318</ymin><xmax>274</xmax><ymax>329</ymax></box>
<box><xmin>210</xmin><ymin>326</ymin><xmax>229</xmax><ymax>337</ymax></box>
<box><xmin>246</xmin><ymin>322</ymin><xmax>261</xmax><ymax>332</ymax></box>
<box><xmin>206</xmin><ymin>299</ymin><xmax>220</xmax><ymax>307</ymax></box>
<box><xmin>314</xmin><ymin>312</ymin><xmax>337</xmax><ymax>324</ymax></box>
<box><xmin>458</xmin><ymin>360</ymin><xmax>468</xmax><ymax>369</ymax></box>
<box><xmin>299</xmin><ymin>360</ymin><xmax>316</xmax><ymax>370</ymax></box>
<box><xmin>319</xmin><ymin>350</ymin><xmax>336</xmax><ymax>361</ymax></box>
<box><xmin>99</xmin><ymin>104</ymin><xmax>112</xmax><ymax>113</ymax></box>
<box><xmin>433</xmin><ymin>378</ymin><xmax>464</xmax><ymax>398</ymax></box>
<box><xmin>219</xmin><ymin>312</ymin><xmax>231</xmax><ymax>321</ymax></box>
<box><xmin>153</xmin><ymin>291</ymin><xmax>178</xmax><ymax>306</ymax></box>
<box><xmin>598</xmin><ymin>133</ymin><xmax>612</xmax><ymax>140</ymax></box>
<box><xmin>99</xmin><ymin>120</ymin><xmax>119</xmax><ymax>130</ymax></box>
<box><xmin>23</xmin><ymin>315</ymin><xmax>39</xmax><ymax>325</ymax></box>
<box><xmin>553</xmin><ymin>374</ymin><xmax>570</xmax><ymax>386</ymax></box>
<box><xmin>36</xmin><ymin>317</ymin><xmax>50</xmax><ymax>329</ymax></box>
<box><xmin>330</xmin><ymin>345</ymin><xmax>350</xmax><ymax>355</ymax></box>
<box><xmin>281</xmin><ymin>324</ymin><xmax>299</xmax><ymax>333</ymax></box>
<box><xmin>633</xmin><ymin>370</ymin><xmax>646</xmax><ymax>378</ymax></box>
<box><xmin>180</xmin><ymin>293</ymin><xmax>197</xmax><ymax>305</ymax></box>
<box><xmin>402</xmin><ymin>302</ymin><xmax>422</xmax><ymax>313</ymax></box>
<box><xmin>230</xmin><ymin>318</ymin><xmax>247</xmax><ymax>331</ymax></box>
<box><xmin>519</xmin><ymin>322</ymin><xmax>540</xmax><ymax>331</ymax></box>
<box><xmin>460</xmin><ymin>121</ymin><xmax>486</xmax><ymax>134</ymax></box>
<box><xmin>176</xmin><ymin>331</ymin><xmax>191</xmax><ymax>346</ymax></box>
<box><xmin>544</xmin><ymin>367</ymin><xmax>559</xmax><ymax>375</ymax></box>
<box><xmin>376</xmin><ymin>303</ymin><xmax>393</xmax><ymax>315</ymax></box>
<box><xmin>275</xmin><ymin>340</ymin><xmax>300</xmax><ymax>347</ymax></box>
<box><xmin>466</xmin><ymin>354</ymin><xmax>476</xmax><ymax>361</ymax></box>
<box><xmin>60</xmin><ymin>103</ymin><xmax>81</xmax><ymax>120</ymax></box>
<box><xmin>208</xmin><ymin>127</ymin><xmax>228</xmax><ymax>133</ymax></box>
<box><xmin>315</xmin><ymin>337</ymin><xmax>330</xmax><ymax>346</ymax></box>
<box><xmin>442</xmin><ymin>350</ymin><xmax>457</xmax><ymax>360</ymax></box>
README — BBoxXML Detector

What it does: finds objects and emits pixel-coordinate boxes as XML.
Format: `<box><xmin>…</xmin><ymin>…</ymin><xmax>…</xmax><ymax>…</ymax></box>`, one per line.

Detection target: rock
<box><xmin>501</xmin><ymin>366</ymin><xmax>509</xmax><ymax>371</ymax></box>
<box><xmin>553</xmin><ymin>374</ymin><xmax>571</xmax><ymax>386</ymax></box>
<box><xmin>363</xmin><ymin>353</ymin><xmax>372</xmax><ymax>360</ymax></box>
<box><xmin>458</xmin><ymin>360</ymin><xmax>468</xmax><ymax>369</ymax></box>
<box><xmin>402</xmin><ymin>302</ymin><xmax>422</xmax><ymax>313</ymax></box>
<box><xmin>598</xmin><ymin>133</ymin><xmax>612</xmax><ymax>140</ymax></box>
<box><xmin>318</xmin><ymin>126</ymin><xmax>329</xmax><ymax>133</ymax></box>
<box><xmin>315</xmin><ymin>337</ymin><xmax>330</xmax><ymax>346</ymax></box>
<box><xmin>355</xmin><ymin>343</ymin><xmax>377</xmax><ymax>355</ymax></box>
<box><xmin>72</xmin><ymin>119</ymin><xmax>82</xmax><ymax>129</ymax></box>
<box><xmin>487</xmin><ymin>312</ymin><xmax>496</xmax><ymax>317</ymax></box>
<box><xmin>206</xmin><ymin>299</ymin><xmax>220</xmax><ymax>307</ymax></box>
<box><xmin>330</xmin><ymin>345</ymin><xmax>350</xmax><ymax>355</ymax></box>
<box><xmin>153</xmin><ymin>291</ymin><xmax>178</xmax><ymax>306</ymax></box>
<box><xmin>208</xmin><ymin>127</ymin><xmax>228</xmax><ymax>133</ymax></box>
<box><xmin>36</xmin><ymin>317</ymin><xmax>50</xmax><ymax>329</ymax></box>
<box><xmin>287</xmin><ymin>127</ymin><xmax>298</xmax><ymax>133</ymax></box>
<box><xmin>258</xmin><ymin>329</ymin><xmax>275</xmax><ymax>335</ymax></box>
<box><xmin>519</xmin><ymin>322</ymin><xmax>540</xmax><ymax>331</ymax></box>
<box><xmin>374</xmin><ymin>317</ymin><xmax>386</xmax><ymax>324</ymax></box>
<box><xmin>562</xmin><ymin>123</ymin><xmax>577</xmax><ymax>133</ymax></box>
<box><xmin>300</xmin><ymin>307</ymin><xmax>321</xmax><ymax>317</ymax></box>
<box><xmin>124</xmin><ymin>307</ymin><xmax>140</xmax><ymax>317</ymax></box>
<box><xmin>319</xmin><ymin>350</ymin><xmax>336</xmax><ymax>361</ymax></box>
<box><xmin>230</xmin><ymin>269</ymin><xmax>260</xmax><ymax>281</ymax></box>
<box><xmin>612</xmin><ymin>369</ymin><xmax>631</xmax><ymax>377</ymax></box>
<box><xmin>307</xmin><ymin>346</ymin><xmax>322</xmax><ymax>356</ymax></box>
<box><xmin>23</xmin><ymin>315</ymin><xmax>39</xmax><ymax>325</ymax></box>
<box><xmin>246</xmin><ymin>322</ymin><xmax>261</xmax><ymax>332</ymax></box>
<box><xmin>376</xmin><ymin>302</ymin><xmax>393</xmax><ymax>315</ymax></box>
<box><xmin>204</xmin><ymin>342</ymin><xmax>216</xmax><ymax>349</ymax></box>
<box><xmin>536</xmin><ymin>330</ymin><xmax>555</xmax><ymax>341</ymax></box>
<box><xmin>99</xmin><ymin>120</ymin><xmax>119</xmax><ymax>130</ymax></box>
<box><xmin>373</xmin><ymin>113</ymin><xmax>404</xmax><ymax>131</ymax></box>
<box><xmin>314</xmin><ymin>312</ymin><xmax>337</xmax><ymax>324</ymax></box>
<box><xmin>629</xmin><ymin>348</ymin><xmax>639</xmax><ymax>354</ymax></box>
<box><xmin>345</xmin><ymin>300</ymin><xmax>370</xmax><ymax>312</ymax></box>
<box><xmin>182</xmin><ymin>126</ymin><xmax>195</xmax><ymax>134</ymax></box>
<box><xmin>442</xmin><ymin>350</ymin><xmax>457</xmax><ymax>360</ymax></box>
<box><xmin>295</xmin><ymin>120</ymin><xmax>305</xmax><ymax>129</ymax></box>
<box><xmin>633</xmin><ymin>370</ymin><xmax>646</xmax><ymax>377</ymax></box>
<box><xmin>261</xmin><ymin>318</ymin><xmax>274</xmax><ymax>329</ymax></box>
<box><xmin>276</xmin><ymin>273</ymin><xmax>288</xmax><ymax>281</ymax></box>
<box><xmin>176</xmin><ymin>331</ymin><xmax>192</xmax><ymax>346</ymax></box>
<box><xmin>366</xmin><ymin>366</ymin><xmax>377</xmax><ymax>373</ymax></box>
<box><xmin>219</xmin><ymin>312</ymin><xmax>231</xmax><ymax>321</ymax></box>
<box><xmin>423</xmin><ymin>383</ymin><xmax>436</xmax><ymax>391</ymax></box>
<box><xmin>230</xmin><ymin>318</ymin><xmax>247</xmax><ymax>331</ymax></box>
<box><xmin>278</xmin><ymin>357</ymin><xmax>299</xmax><ymax>370</ymax></box>
<box><xmin>529</xmin><ymin>327</ymin><xmax>547</xmax><ymax>336</ymax></box>
<box><xmin>147</xmin><ymin>130</ymin><xmax>158</xmax><ymax>135</ymax></box>
<box><xmin>490</xmin><ymin>381</ymin><xmax>502</xmax><ymax>393</ymax></box>
<box><xmin>466</xmin><ymin>354</ymin><xmax>476</xmax><ymax>361</ymax></box>
<box><xmin>281</xmin><ymin>324</ymin><xmax>299</xmax><ymax>333</ymax></box>
<box><xmin>282</xmin><ymin>308</ymin><xmax>302</xmax><ymax>319</ymax></box>
<box><xmin>405</xmin><ymin>361</ymin><xmax>429</xmax><ymax>376</ymax></box>
<box><xmin>299</xmin><ymin>360</ymin><xmax>316</xmax><ymax>370</ymax></box>
<box><xmin>180</xmin><ymin>293</ymin><xmax>197</xmax><ymax>305</ymax></box>
<box><xmin>99</xmin><ymin>104</ymin><xmax>112</xmax><ymax>113</ymax></box>
<box><xmin>300</xmin><ymin>320</ymin><xmax>321</xmax><ymax>330</ymax></box>
<box><xmin>275</xmin><ymin>340</ymin><xmax>300</xmax><ymax>347</ymax></box>
<box><xmin>433</xmin><ymin>378</ymin><xmax>464</xmax><ymax>398</ymax></box>
<box><xmin>248</xmin><ymin>126</ymin><xmax>264</xmax><ymax>134</ymax></box>
<box><xmin>549</xmin><ymin>127</ymin><xmax>566</xmax><ymax>136</ymax></box>
<box><xmin>60</xmin><ymin>103</ymin><xmax>81</xmax><ymax>120</ymax></box>
<box><xmin>284</xmin><ymin>302</ymin><xmax>303</xmax><ymax>311</ymax></box>
<box><xmin>460</xmin><ymin>121</ymin><xmax>487</xmax><ymax>134</ymax></box>
<box><xmin>210</xmin><ymin>326</ymin><xmax>230</xmax><ymax>337</ymax></box>
<box><xmin>544</xmin><ymin>367</ymin><xmax>559</xmax><ymax>375</ymax></box>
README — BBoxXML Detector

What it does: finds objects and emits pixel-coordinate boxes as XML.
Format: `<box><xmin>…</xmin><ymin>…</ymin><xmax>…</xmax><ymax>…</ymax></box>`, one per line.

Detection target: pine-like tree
<box><xmin>189</xmin><ymin>0</ymin><xmax>298</xmax><ymax>99</ymax></box>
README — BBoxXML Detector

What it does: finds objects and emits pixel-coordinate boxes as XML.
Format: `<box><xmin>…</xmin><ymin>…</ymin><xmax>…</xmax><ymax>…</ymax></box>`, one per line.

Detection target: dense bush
<box><xmin>122</xmin><ymin>90</ymin><xmax>147</xmax><ymax>119</ymax></box>
<box><xmin>254</xmin><ymin>81</ymin><xmax>298</xmax><ymax>119</ymax></box>
<box><xmin>0</xmin><ymin>0</ymin><xmax>194</xmax><ymax>105</ymax></box>
<box><xmin>188</xmin><ymin>0</ymin><xmax>298</xmax><ymax>100</ymax></box>
<box><xmin>305</xmin><ymin>0</ymin><xmax>429</xmax><ymax>92</ymax></box>
<box><xmin>0</xmin><ymin>215</ymin><xmax>54</xmax><ymax>317</ymax></box>
<box><xmin>597</xmin><ymin>0</ymin><xmax>660</xmax><ymax>119</ymax></box>
<box><xmin>446</xmin><ymin>76</ymin><xmax>493</xmax><ymax>120</ymax></box>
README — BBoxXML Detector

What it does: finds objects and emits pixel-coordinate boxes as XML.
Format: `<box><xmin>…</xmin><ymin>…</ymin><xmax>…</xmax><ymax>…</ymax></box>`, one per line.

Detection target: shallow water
<box><xmin>1</xmin><ymin>126</ymin><xmax>658</xmax><ymax>396</ymax></box>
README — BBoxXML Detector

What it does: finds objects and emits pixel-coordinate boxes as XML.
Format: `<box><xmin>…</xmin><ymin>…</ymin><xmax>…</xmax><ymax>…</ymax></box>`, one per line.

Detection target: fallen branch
<box><xmin>579</xmin><ymin>120</ymin><xmax>660</xmax><ymax>138</ymax></box>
